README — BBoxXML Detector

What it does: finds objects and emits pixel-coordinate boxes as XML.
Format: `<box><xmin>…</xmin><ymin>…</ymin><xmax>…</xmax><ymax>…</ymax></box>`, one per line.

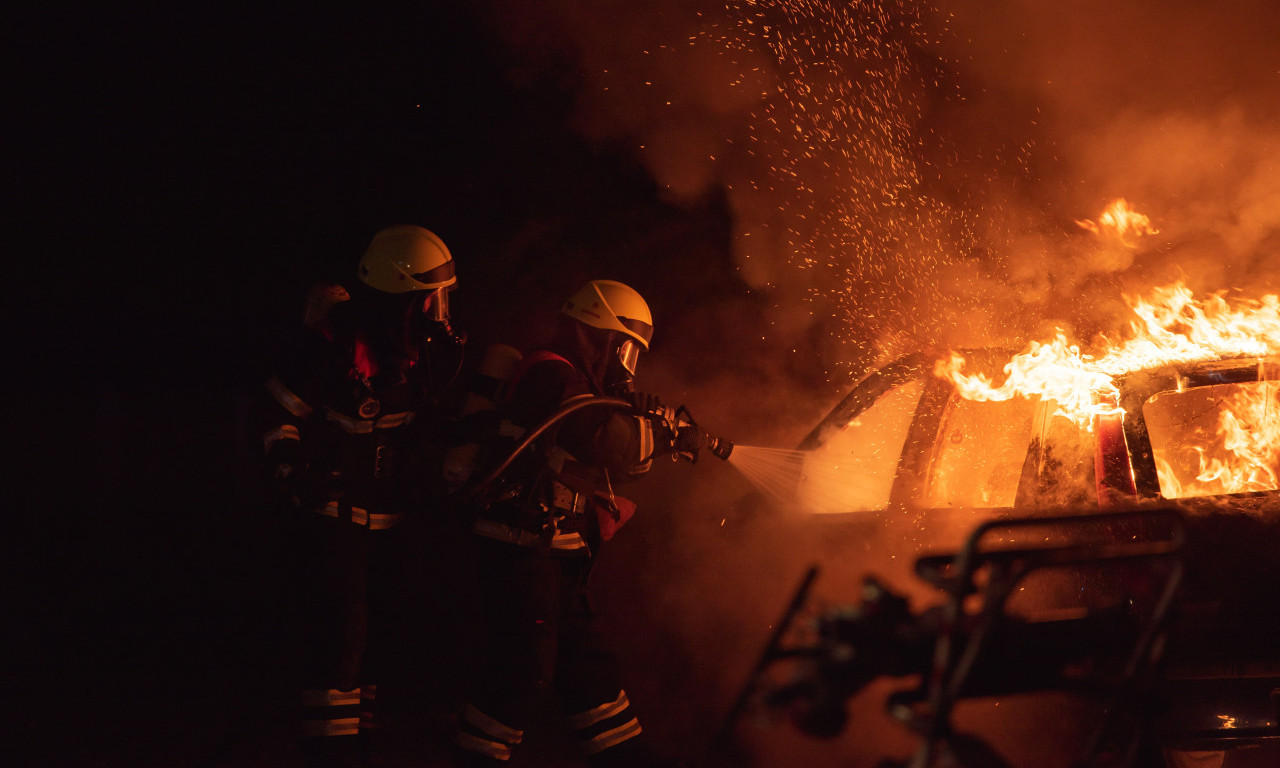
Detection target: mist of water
<box><xmin>727</xmin><ymin>444</ymin><xmax>885</xmax><ymax>515</ymax></box>
<box><xmin>725</xmin><ymin>444</ymin><xmax>806</xmax><ymax>507</ymax></box>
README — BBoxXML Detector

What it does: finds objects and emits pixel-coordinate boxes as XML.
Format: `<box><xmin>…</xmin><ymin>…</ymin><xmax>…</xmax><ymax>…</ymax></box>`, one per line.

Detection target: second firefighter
<box><xmin>451</xmin><ymin>279</ymin><xmax>707</xmax><ymax>768</ymax></box>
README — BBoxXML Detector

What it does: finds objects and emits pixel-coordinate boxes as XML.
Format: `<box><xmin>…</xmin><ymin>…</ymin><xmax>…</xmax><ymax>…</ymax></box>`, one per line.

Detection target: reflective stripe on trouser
<box><xmin>359</xmin><ymin>684</ymin><xmax>377</xmax><ymax>732</ymax></box>
<box><xmin>315</xmin><ymin>501</ymin><xmax>403</xmax><ymax>530</ymax></box>
<box><xmin>301</xmin><ymin>687</ymin><xmax>361</xmax><ymax>737</ymax></box>
<box><xmin>456</xmin><ymin>704</ymin><xmax>525</xmax><ymax>761</ymax></box>
<box><xmin>567</xmin><ymin>689</ymin><xmax>642</xmax><ymax>756</ymax></box>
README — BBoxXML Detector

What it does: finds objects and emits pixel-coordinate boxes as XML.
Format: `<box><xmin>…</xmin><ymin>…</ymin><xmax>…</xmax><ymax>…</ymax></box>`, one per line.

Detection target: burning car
<box><xmin>726</xmin><ymin>287</ymin><xmax>1280</xmax><ymax>767</ymax></box>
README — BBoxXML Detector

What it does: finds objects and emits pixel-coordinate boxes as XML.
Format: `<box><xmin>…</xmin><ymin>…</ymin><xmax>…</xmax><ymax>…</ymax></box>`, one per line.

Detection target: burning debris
<box><xmin>928</xmin><ymin>200</ymin><xmax>1280</xmax><ymax>502</ymax></box>
<box><xmin>932</xmin><ymin>274</ymin><xmax>1280</xmax><ymax>427</ymax></box>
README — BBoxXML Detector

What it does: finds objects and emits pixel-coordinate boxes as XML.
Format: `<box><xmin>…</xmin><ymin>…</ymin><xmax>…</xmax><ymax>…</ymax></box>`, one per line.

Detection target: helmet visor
<box><xmin>617</xmin><ymin>339</ymin><xmax>641</xmax><ymax>376</ymax></box>
<box><xmin>618</xmin><ymin>316</ymin><xmax>653</xmax><ymax>348</ymax></box>
<box><xmin>410</xmin><ymin>259</ymin><xmax>456</xmax><ymax>288</ymax></box>
<box><xmin>423</xmin><ymin>287</ymin><xmax>450</xmax><ymax>323</ymax></box>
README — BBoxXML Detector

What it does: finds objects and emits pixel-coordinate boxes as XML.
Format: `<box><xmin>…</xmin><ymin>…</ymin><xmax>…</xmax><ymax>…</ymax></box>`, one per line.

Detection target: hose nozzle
<box><xmin>705</xmin><ymin>434</ymin><xmax>734</xmax><ymax>461</ymax></box>
<box><xmin>674</xmin><ymin>424</ymin><xmax>734</xmax><ymax>463</ymax></box>
<box><xmin>644</xmin><ymin>403</ymin><xmax>735</xmax><ymax>463</ymax></box>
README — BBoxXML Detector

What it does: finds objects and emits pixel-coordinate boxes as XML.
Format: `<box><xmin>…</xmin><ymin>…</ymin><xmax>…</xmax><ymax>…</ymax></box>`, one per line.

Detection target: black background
<box><xmin>11</xmin><ymin>4</ymin><xmax>765</xmax><ymax>766</ymax></box>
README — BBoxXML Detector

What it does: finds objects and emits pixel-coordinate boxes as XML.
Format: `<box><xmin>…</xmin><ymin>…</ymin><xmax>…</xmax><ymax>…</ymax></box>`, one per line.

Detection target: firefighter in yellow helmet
<box><xmin>254</xmin><ymin>224</ymin><xmax>465</xmax><ymax>768</ymax></box>
<box><xmin>450</xmin><ymin>279</ymin><xmax>705</xmax><ymax>768</ymax></box>
<box><xmin>559</xmin><ymin>279</ymin><xmax>654</xmax><ymax>396</ymax></box>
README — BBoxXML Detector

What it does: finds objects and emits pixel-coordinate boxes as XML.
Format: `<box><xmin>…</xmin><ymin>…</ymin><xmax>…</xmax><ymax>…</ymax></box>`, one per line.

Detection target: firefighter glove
<box><xmin>673</xmin><ymin>422</ymin><xmax>708</xmax><ymax>462</ymax></box>
<box><xmin>627</xmin><ymin>390</ymin><xmax>664</xmax><ymax>415</ymax></box>
<box><xmin>263</xmin><ymin>438</ymin><xmax>320</xmax><ymax>510</ymax></box>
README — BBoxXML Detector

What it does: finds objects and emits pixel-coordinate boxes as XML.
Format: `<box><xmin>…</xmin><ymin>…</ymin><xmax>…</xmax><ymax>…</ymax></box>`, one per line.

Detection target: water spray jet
<box><xmin>726</xmin><ymin>444</ymin><xmax>887</xmax><ymax>516</ymax></box>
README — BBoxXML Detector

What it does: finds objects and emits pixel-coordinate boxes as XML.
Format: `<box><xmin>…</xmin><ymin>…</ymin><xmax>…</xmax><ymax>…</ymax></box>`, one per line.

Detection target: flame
<box><xmin>934</xmin><ymin>334</ymin><xmax>1120</xmax><ymax>427</ymax></box>
<box><xmin>938</xmin><ymin>201</ymin><xmax>1280</xmax><ymax>430</ymax></box>
<box><xmin>938</xmin><ymin>283</ymin><xmax>1280</xmax><ymax>427</ymax></box>
<box><xmin>1113</xmin><ymin>283</ymin><xmax>1280</xmax><ymax>372</ymax></box>
<box><xmin>1075</xmin><ymin>198</ymin><xmax>1159</xmax><ymax>247</ymax></box>
<box><xmin>1156</xmin><ymin>382</ymin><xmax>1280</xmax><ymax>498</ymax></box>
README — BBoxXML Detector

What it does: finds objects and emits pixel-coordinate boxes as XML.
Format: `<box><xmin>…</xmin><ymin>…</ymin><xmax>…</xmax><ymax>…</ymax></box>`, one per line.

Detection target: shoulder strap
<box><xmin>501</xmin><ymin>350</ymin><xmax>576</xmax><ymax>406</ymax></box>
<box><xmin>498</xmin><ymin>350</ymin><xmax>583</xmax><ymax>482</ymax></box>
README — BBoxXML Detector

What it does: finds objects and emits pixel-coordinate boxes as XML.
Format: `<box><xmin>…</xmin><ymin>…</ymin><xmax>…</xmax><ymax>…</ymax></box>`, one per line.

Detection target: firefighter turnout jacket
<box><xmin>471</xmin><ymin>350</ymin><xmax>656</xmax><ymax>556</ymax></box>
<box><xmin>258</xmin><ymin>300</ymin><xmax>451</xmax><ymax>528</ymax></box>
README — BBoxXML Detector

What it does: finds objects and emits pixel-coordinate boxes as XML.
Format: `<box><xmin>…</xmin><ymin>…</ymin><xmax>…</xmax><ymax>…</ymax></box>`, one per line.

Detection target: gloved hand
<box><xmin>263</xmin><ymin>437</ymin><xmax>294</xmax><ymax>502</ymax></box>
<box><xmin>263</xmin><ymin>438</ymin><xmax>315</xmax><ymax>510</ymax></box>
<box><xmin>627</xmin><ymin>390</ymin><xmax>664</xmax><ymax>415</ymax></box>
<box><xmin>673</xmin><ymin>423</ymin><xmax>708</xmax><ymax>459</ymax></box>
<box><xmin>265</xmin><ymin>461</ymin><xmax>305</xmax><ymax>510</ymax></box>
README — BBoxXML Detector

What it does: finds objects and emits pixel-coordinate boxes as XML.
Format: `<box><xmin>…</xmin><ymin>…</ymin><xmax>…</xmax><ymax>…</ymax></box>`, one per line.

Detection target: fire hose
<box><xmin>467</xmin><ymin>395</ymin><xmax>734</xmax><ymax>499</ymax></box>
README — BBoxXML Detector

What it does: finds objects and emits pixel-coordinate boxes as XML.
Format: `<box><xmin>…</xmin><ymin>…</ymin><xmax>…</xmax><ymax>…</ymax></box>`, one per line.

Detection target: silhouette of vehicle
<box><xmin>726</xmin><ymin>351</ymin><xmax>1280</xmax><ymax>768</ymax></box>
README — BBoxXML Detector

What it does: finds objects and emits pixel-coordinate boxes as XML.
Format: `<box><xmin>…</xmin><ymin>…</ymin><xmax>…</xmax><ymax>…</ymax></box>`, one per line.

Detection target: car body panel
<box><xmin>794</xmin><ymin>351</ymin><xmax>1280</xmax><ymax>749</ymax></box>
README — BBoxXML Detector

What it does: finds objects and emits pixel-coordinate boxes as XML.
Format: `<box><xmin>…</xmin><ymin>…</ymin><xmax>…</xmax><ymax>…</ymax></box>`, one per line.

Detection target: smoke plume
<box><xmin>478</xmin><ymin>0</ymin><xmax>1280</xmax><ymax>367</ymax></box>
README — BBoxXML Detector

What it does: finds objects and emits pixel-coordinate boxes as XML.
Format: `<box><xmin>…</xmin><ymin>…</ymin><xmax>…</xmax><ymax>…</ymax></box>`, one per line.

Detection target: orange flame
<box><xmin>1075</xmin><ymin>198</ymin><xmax>1159</xmax><ymax>247</ymax></box>
<box><xmin>938</xmin><ymin>201</ymin><xmax>1280</xmax><ymax>430</ymax></box>
<box><xmin>934</xmin><ymin>333</ymin><xmax>1120</xmax><ymax>427</ymax></box>
<box><xmin>1156</xmin><ymin>382</ymin><xmax>1280</xmax><ymax>497</ymax></box>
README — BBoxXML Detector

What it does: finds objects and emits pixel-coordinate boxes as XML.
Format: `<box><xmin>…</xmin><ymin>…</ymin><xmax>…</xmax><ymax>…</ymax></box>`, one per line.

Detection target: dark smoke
<box><xmin>470</xmin><ymin>1</ymin><xmax>1280</xmax><ymax>765</ymax></box>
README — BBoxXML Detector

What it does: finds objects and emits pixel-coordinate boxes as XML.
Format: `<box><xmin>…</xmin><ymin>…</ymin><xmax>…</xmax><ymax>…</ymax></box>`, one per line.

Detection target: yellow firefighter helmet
<box><xmin>356</xmin><ymin>225</ymin><xmax>457</xmax><ymax>294</ymax></box>
<box><xmin>561</xmin><ymin>280</ymin><xmax>653</xmax><ymax>350</ymax></box>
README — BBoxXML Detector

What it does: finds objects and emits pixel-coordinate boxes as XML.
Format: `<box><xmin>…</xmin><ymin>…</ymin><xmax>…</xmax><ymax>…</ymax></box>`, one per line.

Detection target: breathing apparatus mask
<box><xmin>414</xmin><ymin>285</ymin><xmax>465</xmax><ymax>347</ymax></box>
<box><xmin>561</xmin><ymin>279</ymin><xmax>652</xmax><ymax>395</ymax></box>
<box><xmin>604</xmin><ymin>337</ymin><xmax>642</xmax><ymax>396</ymax></box>
<box><xmin>423</xmin><ymin>285</ymin><xmax>449</xmax><ymax>324</ymax></box>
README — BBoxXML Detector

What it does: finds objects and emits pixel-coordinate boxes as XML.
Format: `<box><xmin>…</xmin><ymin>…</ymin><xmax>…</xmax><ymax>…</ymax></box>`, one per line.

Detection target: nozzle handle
<box><xmin>642</xmin><ymin>403</ymin><xmax>734</xmax><ymax>462</ymax></box>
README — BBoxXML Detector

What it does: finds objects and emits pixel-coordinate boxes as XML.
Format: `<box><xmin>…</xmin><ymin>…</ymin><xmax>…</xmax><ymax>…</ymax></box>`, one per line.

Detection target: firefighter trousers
<box><xmin>454</xmin><ymin>535</ymin><xmax>656</xmax><ymax>767</ymax></box>
<box><xmin>293</xmin><ymin>510</ymin><xmax>406</xmax><ymax>767</ymax></box>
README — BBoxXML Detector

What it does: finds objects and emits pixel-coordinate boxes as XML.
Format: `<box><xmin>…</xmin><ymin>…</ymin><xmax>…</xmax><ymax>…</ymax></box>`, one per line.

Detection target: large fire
<box><xmin>934</xmin><ymin>281</ymin><xmax>1280</xmax><ymax>426</ymax></box>
<box><xmin>937</xmin><ymin>199</ymin><xmax>1280</xmax><ymax>498</ymax></box>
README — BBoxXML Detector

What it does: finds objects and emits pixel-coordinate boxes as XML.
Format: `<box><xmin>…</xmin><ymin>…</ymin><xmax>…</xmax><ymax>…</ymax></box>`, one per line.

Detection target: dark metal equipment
<box><xmin>721</xmin><ymin>508</ymin><xmax>1195</xmax><ymax>768</ymax></box>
